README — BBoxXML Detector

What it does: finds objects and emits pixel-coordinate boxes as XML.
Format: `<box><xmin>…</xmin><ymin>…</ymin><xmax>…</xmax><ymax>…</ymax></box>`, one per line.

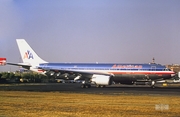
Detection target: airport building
<box><xmin>166</xmin><ymin>64</ymin><xmax>180</xmax><ymax>73</ymax></box>
<box><xmin>151</xmin><ymin>58</ymin><xmax>180</xmax><ymax>73</ymax></box>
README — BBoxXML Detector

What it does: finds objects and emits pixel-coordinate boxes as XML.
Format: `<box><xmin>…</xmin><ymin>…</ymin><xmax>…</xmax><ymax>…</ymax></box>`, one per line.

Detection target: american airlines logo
<box><xmin>112</xmin><ymin>64</ymin><xmax>142</xmax><ymax>69</ymax></box>
<box><xmin>24</xmin><ymin>50</ymin><xmax>34</xmax><ymax>59</ymax></box>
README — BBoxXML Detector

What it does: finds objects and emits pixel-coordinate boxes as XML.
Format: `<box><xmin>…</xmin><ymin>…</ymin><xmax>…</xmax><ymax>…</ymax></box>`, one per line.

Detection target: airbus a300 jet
<box><xmin>8</xmin><ymin>39</ymin><xmax>175</xmax><ymax>88</ymax></box>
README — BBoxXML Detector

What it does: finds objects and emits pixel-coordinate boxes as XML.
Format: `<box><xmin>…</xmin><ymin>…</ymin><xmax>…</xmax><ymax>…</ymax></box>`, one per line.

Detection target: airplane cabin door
<box><xmin>151</xmin><ymin>66</ymin><xmax>156</xmax><ymax>71</ymax></box>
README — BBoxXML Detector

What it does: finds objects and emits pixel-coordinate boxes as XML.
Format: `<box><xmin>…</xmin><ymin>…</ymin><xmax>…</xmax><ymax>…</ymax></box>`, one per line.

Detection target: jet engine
<box><xmin>91</xmin><ymin>74</ymin><xmax>113</xmax><ymax>85</ymax></box>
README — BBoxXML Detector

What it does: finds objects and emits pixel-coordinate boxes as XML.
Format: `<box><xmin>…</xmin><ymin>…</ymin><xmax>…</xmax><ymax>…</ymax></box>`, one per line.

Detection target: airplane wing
<box><xmin>40</xmin><ymin>67</ymin><xmax>112</xmax><ymax>75</ymax></box>
<box><xmin>39</xmin><ymin>67</ymin><xmax>113</xmax><ymax>80</ymax></box>
<box><xmin>39</xmin><ymin>67</ymin><xmax>114</xmax><ymax>88</ymax></box>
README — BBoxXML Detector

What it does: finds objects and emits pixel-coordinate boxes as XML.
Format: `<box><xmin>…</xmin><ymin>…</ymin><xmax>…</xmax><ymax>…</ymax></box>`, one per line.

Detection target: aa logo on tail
<box><xmin>24</xmin><ymin>50</ymin><xmax>34</xmax><ymax>59</ymax></box>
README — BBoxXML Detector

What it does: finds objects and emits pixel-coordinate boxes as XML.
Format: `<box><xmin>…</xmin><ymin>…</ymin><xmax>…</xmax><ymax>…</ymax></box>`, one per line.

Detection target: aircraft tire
<box><xmin>81</xmin><ymin>84</ymin><xmax>91</xmax><ymax>88</ymax></box>
<box><xmin>96</xmin><ymin>85</ymin><xmax>105</xmax><ymax>88</ymax></box>
<box><xmin>85</xmin><ymin>84</ymin><xmax>89</xmax><ymax>88</ymax></box>
<box><xmin>81</xmin><ymin>84</ymin><xmax>85</xmax><ymax>88</ymax></box>
<box><xmin>100</xmin><ymin>85</ymin><xmax>105</xmax><ymax>88</ymax></box>
<box><xmin>96</xmin><ymin>85</ymin><xmax>100</xmax><ymax>88</ymax></box>
<box><xmin>151</xmin><ymin>85</ymin><xmax>155</xmax><ymax>89</ymax></box>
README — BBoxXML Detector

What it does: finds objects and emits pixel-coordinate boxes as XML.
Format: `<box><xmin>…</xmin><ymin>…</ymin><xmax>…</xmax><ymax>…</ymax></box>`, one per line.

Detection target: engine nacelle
<box><xmin>91</xmin><ymin>74</ymin><xmax>112</xmax><ymax>85</ymax></box>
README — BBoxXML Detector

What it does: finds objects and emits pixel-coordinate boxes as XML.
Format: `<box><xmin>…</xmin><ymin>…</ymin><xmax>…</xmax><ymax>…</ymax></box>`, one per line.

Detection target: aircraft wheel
<box><xmin>81</xmin><ymin>84</ymin><xmax>85</xmax><ymax>88</ymax></box>
<box><xmin>151</xmin><ymin>85</ymin><xmax>155</xmax><ymax>89</ymax></box>
<box><xmin>85</xmin><ymin>84</ymin><xmax>89</xmax><ymax>88</ymax></box>
<box><xmin>100</xmin><ymin>85</ymin><xmax>105</xmax><ymax>88</ymax></box>
<box><xmin>96</xmin><ymin>85</ymin><xmax>100</xmax><ymax>88</ymax></box>
<box><xmin>81</xmin><ymin>84</ymin><xmax>91</xmax><ymax>88</ymax></box>
<box><xmin>96</xmin><ymin>85</ymin><xmax>105</xmax><ymax>88</ymax></box>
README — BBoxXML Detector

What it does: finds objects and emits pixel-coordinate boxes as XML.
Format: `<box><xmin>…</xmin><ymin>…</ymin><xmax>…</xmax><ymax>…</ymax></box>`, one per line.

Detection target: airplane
<box><xmin>0</xmin><ymin>58</ymin><xmax>6</xmax><ymax>66</ymax></box>
<box><xmin>8</xmin><ymin>39</ymin><xmax>175</xmax><ymax>88</ymax></box>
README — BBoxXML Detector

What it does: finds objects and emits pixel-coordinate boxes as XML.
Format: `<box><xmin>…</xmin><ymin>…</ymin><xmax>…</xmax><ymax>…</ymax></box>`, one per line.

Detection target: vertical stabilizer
<box><xmin>16</xmin><ymin>39</ymin><xmax>47</xmax><ymax>65</ymax></box>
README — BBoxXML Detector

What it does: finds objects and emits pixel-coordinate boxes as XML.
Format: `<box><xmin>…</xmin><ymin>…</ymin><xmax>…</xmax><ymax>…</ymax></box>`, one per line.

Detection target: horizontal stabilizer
<box><xmin>7</xmin><ymin>62</ymin><xmax>31</xmax><ymax>69</ymax></box>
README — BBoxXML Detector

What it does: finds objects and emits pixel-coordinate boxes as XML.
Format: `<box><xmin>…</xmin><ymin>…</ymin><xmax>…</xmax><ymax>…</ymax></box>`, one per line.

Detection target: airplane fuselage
<box><xmin>38</xmin><ymin>63</ymin><xmax>174</xmax><ymax>84</ymax></box>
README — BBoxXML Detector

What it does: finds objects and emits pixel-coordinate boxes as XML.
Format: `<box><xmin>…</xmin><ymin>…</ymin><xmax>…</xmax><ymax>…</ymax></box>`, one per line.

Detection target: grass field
<box><xmin>0</xmin><ymin>91</ymin><xmax>180</xmax><ymax>117</ymax></box>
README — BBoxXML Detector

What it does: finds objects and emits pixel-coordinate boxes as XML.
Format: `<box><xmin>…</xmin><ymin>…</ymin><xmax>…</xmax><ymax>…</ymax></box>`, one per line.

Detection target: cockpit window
<box><xmin>164</xmin><ymin>68</ymin><xmax>170</xmax><ymax>71</ymax></box>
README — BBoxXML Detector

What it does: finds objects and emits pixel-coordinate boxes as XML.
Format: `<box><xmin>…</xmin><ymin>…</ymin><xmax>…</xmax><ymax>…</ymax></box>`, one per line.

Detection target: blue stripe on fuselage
<box><xmin>38</xmin><ymin>63</ymin><xmax>166</xmax><ymax>71</ymax></box>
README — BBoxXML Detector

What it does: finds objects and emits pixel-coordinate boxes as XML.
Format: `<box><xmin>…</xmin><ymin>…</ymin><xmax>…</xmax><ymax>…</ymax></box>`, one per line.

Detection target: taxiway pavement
<box><xmin>0</xmin><ymin>83</ymin><xmax>180</xmax><ymax>96</ymax></box>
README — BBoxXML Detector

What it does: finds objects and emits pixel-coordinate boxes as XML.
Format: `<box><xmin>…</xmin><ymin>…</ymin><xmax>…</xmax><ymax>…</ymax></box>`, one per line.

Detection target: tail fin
<box><xmin>16</xmin><ymin>39</ymin><xmax>47</xmax><ymax>65</ymax></box>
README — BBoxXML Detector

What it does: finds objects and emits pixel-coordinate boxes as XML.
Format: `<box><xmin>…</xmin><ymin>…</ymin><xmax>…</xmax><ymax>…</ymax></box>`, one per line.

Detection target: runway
<box><xmin>0</xmin><ymin>83</ymin><xmax>180</xmax><ymax>96</ymax></box>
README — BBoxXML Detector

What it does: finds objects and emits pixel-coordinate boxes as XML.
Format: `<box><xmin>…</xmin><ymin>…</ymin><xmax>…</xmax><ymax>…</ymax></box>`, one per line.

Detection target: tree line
<box><xmin>0</xmin><ymin>71</ymin><xmax>51</xmax><ymax>83</ymax></box>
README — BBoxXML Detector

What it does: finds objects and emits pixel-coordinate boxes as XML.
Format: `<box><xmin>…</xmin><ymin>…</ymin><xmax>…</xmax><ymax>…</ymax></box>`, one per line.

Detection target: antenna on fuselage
<box><xmin>151</xmin><ymin>57</ymin><xmax>155</xmax><ymax>64</ymax></box>
<box><xmin>149</xmin><ymin>57</ymin><xmax>156</xmax><ymax>64</ymax></box>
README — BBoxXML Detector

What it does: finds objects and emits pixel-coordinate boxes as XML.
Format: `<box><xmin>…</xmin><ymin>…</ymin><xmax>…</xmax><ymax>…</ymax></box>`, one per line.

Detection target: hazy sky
<box><xmin>0</xmin><ymin>0</ymin><xmax>180</xmax><ymax>71</ymax></box>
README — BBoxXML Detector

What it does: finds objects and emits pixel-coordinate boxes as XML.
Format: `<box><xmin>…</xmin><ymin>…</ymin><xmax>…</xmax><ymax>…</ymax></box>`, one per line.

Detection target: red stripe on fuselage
<box><xmin>108</xmin><ymin>71</ymin><xmax>174</xmax><ymax>75</ymax></box>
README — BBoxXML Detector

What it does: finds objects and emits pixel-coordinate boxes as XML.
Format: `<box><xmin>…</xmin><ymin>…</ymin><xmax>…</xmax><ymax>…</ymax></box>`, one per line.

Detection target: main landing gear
<box><xmin>96</xmin><ymin>85</ymin><xmax>106</xmax><ymax>88</ymax></box>
<box><xmin>81</xmin><ymin>84</ymin><xmax>91</xmax><ymax>88</ymax></box>
<box><xmin>81</xmin><ymin>80</ymin><xmax>92</xmax><ymax>88</ymax></box>
<box><xmin>81</xmin><ymin>84</ymin><xmax>106</xmax><ymax>88</ymax></box>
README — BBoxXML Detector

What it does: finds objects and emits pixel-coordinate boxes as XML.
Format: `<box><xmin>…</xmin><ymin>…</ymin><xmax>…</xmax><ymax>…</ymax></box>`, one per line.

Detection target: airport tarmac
<box><xmin>0</xmin><ymin>83</ymin><xmax>180</xmax><ymax>96</ymax></box>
